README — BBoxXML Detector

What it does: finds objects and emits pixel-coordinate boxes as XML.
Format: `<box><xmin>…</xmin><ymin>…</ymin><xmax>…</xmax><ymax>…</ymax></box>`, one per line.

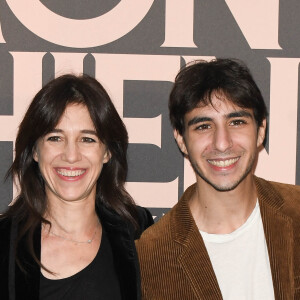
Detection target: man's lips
<box><xmin>207</xmin><ymin>157</ymin><xmax>240</xmax><ymax>169</ymax></box>
<box><xmin>54</xmin><ymin>168</ymin><xmax>87</xmax><ymax>181</ymax></box>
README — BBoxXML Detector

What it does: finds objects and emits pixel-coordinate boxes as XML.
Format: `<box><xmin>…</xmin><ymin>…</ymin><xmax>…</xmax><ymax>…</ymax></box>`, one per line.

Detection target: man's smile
<box><xmin>207</xmin><ymin>157</ymin><xmax>240</xmax><ymax>168</ymax></box>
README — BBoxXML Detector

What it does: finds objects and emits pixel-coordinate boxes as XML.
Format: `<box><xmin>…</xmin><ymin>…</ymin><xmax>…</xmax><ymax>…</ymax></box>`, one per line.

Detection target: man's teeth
<box><xmin>208</xmin><ymin>158</ymin><xmax>239</xmax><ymax>167</ymax></box>
<box><xmin>57</xmin><ymin>169</ymin><xmax>85</xmax><ymax>177</ymax></box>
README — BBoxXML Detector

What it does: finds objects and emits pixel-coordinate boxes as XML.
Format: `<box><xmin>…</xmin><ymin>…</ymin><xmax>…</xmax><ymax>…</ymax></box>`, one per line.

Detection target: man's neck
<box><xmin>190</xmin><ymin>175</ymin><xmax>257</xmax><ymax>234</ymax></box>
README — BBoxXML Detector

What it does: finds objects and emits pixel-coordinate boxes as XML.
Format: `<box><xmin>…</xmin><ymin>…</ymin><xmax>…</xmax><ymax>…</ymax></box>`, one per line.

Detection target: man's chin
<box><xmin>200</xmin><ymin>172</ymin><xmax>252</xmax><ymax>192</ymax></box>
<box><xmin>208</xmin><ymin>182</ymin><xmax>240</xmax><ymax>192</ymax></box>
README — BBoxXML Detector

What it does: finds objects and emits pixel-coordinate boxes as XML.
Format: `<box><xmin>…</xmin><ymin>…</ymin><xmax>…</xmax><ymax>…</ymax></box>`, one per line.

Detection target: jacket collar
<box><xmin>255</xmin><ymin>177</ymin><xmax>294</xmax><ymax>298</ymax></box>
<box><xmin>170</xmin><ymin>176</ymin><xmax>294</xmax><ymax>299</ymax></box>
<box><xmin>170</xmin><ymin>184</ymin><xmax>223</xmax><ymax>299</ymax></box>
<box><xmin>96</xmin><ymin>205</ymin><xmax>141</xmax><ymax>300</ymax></box>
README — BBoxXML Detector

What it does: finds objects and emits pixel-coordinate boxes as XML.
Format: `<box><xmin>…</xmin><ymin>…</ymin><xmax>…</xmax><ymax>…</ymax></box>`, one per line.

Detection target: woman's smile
<box><xmin>55</xmin><ymin>167</ymin><xmax>87</xmax><ymax>181</ymax></box>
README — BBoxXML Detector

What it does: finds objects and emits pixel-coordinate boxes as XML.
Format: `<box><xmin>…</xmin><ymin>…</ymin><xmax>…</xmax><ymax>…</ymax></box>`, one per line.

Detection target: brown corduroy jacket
<box><xmin>136</xmin><ymin>176</ymin><xmax>300</xmax><ymax>299</ymax></box>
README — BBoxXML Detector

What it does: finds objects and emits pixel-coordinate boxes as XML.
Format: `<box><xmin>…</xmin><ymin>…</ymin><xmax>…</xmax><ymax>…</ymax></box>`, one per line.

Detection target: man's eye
<box><xmin>82</xmin><ymin>137</ymin><xmax>96</xmax><ymax>143</ymax></box>
<box><xmin>230</xmin><ymin>120</ymin><xmax>246</xmax><ymax>126</ymax></box>
<box><xmin>196</xmin><ymin>124</ymin><xmax>211</xmax><ymax>131</ymax></box>
<box><xmin>47</xmin><ymin>136</ymin><xmax>61</xmax><ymax>142</ymax></box>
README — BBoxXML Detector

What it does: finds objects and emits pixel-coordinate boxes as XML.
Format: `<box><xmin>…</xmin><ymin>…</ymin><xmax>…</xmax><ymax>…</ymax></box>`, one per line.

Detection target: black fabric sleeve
<box><xmin>134</xmin><ymin>206</ymin><xmax>154</xmax><ymax>239</ymax></box>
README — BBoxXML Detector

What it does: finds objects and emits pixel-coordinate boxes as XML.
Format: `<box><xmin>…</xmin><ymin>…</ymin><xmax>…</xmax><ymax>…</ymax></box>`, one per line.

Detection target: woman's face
<box><xmin>33</xmin><ymin>103</ymin><xmax>110</xmax><ymax>204</ymax></box>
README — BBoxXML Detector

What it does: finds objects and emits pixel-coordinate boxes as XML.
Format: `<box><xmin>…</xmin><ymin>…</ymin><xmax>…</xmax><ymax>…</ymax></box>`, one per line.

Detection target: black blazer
<box><xmin>0</xmin><ymin>206</ymin><xmax>153</xmax><ymax>300</ymax></box>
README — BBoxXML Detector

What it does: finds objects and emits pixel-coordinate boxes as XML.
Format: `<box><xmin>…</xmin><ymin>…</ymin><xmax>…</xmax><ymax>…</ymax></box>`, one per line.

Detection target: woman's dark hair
<box><xmin>2</xmin><ymin>74</ymin><xmax>138</xmax><ymax>270</ymax></box>
<box><xmin>169</xmin><ymin>58</ymin><xmax>268</xmax><ymax>134</ymax></box>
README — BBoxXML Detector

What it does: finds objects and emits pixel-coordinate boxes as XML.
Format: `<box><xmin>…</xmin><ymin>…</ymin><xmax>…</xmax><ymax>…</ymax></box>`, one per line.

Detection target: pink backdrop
<box><xmin>0</xmin><ymin>0</ymin><xmax>298</xmax><ymax>219</ymax></box>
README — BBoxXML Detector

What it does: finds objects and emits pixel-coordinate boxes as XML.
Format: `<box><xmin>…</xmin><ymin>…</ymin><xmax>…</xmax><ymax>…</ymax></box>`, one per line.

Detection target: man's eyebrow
<box><xmin>187</xmin><ymin>116</ymin><xmax>212</xmax><ymax>127</ymax></box>
<box><xmin>187</xmin><ymin>110</ymin><xmax>253</xmax><ymax>127</ymax></box>
<box><xmin>226</xmin><ymin>111</ymin><xmax>253</xmax><ymax>119</ymax></box>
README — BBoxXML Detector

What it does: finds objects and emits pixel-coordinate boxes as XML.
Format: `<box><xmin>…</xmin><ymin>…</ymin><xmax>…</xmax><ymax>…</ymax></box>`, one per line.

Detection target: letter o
<box><xmin>7</xmin><ymin>0</ymin><xmax>154</xmax><ymax>48</ymax></box>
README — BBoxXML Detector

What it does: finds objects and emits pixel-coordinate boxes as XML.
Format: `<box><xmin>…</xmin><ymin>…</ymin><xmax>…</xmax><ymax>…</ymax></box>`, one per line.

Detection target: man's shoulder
<box><xmin>256</xmin><ymin>176</ymin><xmax>300</xmax><ymax>199</ymax></box>
<box><xmin>136</xmin><ymin>183</ymin><xmax>197</xmax><ymax>251</ymax></box>
<box><xmin>269</xmin><ymin>179</ymin><xmax>300</xmax><ymax>212</ymax></box>
<box><xmin>268</xmin><ymin>180</ymin><xmax>300</xmax><ymax>195</ymax></box>
<box><xmin>136</xmin><ymin>206</ymin><xmax>174</xmax><ymax>247</ymax></box>
<box><xmin>256</xmin><ymin>176</ymin><xmax>300</xmax><ymax>216</ymax></box>
<box><xmin>135</xmin><ymin>203</ymin><xmax>185</xmax><ymax>276</ymax></box>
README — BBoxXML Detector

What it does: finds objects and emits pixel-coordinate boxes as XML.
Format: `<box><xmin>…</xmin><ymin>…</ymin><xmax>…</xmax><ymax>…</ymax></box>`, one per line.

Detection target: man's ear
<box><xmin>257</xmin><ymin>118</ymin><xmax>267</xmax><ymax>147</ymax></box>
<box><xmin>174</xmin><ymin>130</ymin><xmax>188</xmax><ymax>155</ymax></box>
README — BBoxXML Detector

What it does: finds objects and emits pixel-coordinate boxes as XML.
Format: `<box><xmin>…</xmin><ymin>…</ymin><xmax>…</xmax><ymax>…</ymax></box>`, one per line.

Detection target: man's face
<box><xmin>174</xmin><ymin>94</ymin><xmax>266</xmax><ymax>192</ymax></box>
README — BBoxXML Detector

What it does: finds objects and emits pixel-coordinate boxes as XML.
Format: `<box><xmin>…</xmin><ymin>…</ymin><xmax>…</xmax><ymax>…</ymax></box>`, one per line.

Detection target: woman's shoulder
<box><xmin>135</xmin><ymin>206</ymin><xmax>154</xmax><ymax>239</ymax></box>
<box><xmin>0</xmin><ymin>216</ymin><xmax>12</xmax><ymax>257</ymax></box>
<box><xmin>97</xmin><ymin>204</ymin><xmax>153</xmax><ymax>239</ymax></box>
<box><xmin>0</xmin><ymin>216</ymin><xmax>12</xmax><ymax>234</ymax></box>
<box><xmin>0</xmin><ymin>217</ymin><xmax>10</xmax><ymax>299</ymax></box>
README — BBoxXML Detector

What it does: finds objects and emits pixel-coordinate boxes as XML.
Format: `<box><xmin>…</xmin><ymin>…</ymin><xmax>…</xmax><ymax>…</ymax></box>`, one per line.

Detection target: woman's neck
<box><xmin>43</xmin><ymin>197</ymin><xmax>99</xmax><ymax>235</ymax></box>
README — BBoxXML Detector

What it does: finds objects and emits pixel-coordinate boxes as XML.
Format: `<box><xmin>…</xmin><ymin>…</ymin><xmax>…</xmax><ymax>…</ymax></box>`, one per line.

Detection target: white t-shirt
<box><xmin>200</xmin><ymin>201</ymin><xmax>275</xmax><ymax>300</ymax></box>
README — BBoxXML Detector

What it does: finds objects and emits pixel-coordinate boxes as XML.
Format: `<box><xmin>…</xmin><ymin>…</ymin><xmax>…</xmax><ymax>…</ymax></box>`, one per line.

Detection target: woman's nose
<box><xmin>61</xmin><ymin>142</ymin><xmax>82</xmax><ymax>163</ymax></box>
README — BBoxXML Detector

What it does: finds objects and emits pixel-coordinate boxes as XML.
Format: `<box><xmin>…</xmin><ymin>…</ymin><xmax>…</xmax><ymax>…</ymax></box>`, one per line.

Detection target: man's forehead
<box><xmin>184</xmin><ymin>98</ymin><xmax>254</xmax><ymax>123</ymax></box>
<box><xmin>197</xmin><ymin>92</ymin><xmax>240</xmax><ymax>109</ymax></box>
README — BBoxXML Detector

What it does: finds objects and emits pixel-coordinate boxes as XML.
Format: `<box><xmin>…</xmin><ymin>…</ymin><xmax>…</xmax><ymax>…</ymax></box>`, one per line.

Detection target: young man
<box><xmin>136</xmin><ymin>59</ymin><xmax>300</xmax><ymax>299</ymax></box>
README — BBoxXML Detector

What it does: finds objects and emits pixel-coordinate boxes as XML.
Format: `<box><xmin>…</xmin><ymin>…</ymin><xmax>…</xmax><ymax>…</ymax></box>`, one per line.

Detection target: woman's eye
<box><xmin>47</xmin><ymin>136</ymin><xmax>61</xmax><ymax>142</ymax></box>
<box><xmin>82</xmin><ymin>137</ymin><xmax>96</xmax><ymax>143</ymax></box>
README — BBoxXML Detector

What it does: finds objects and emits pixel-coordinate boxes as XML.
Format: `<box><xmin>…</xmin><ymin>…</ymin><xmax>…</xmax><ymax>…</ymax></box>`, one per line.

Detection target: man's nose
<box><xmin>213</xmin><ymin>126</ymin><xmax>233</xmax><ymax>152</ymax></box>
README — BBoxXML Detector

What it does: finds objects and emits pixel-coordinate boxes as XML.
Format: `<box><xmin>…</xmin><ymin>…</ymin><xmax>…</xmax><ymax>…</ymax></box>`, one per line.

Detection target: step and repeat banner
<box><xmin>0</xmin><ymin>0</ymin><xmax>299</xmax><ymax>220</ymax></box>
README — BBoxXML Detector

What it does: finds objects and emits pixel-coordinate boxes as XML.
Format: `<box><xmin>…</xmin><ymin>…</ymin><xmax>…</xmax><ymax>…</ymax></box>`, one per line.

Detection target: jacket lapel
<box><xmin>97</xmin><ymin>205</ymin><xmax>140</xmax><ymax>300</ymax></box>
<box><xmin>255</xmin><ymin>177</ymin><xmax>294</xmax><ymax>299</ymax></box>
<box><xmin>14</xmin><ymin>220</ymin><xmax>41</xmax><ymax>300</ymax></box>
<box><xmin>171</xmin><ymin>184</ymin><xmax>223</xmax><ymax>300</ymax></box>
<box><xmin>171</xmin><ymin>178</ymin><xmax>294</xmax><ymax>299</ymax></box>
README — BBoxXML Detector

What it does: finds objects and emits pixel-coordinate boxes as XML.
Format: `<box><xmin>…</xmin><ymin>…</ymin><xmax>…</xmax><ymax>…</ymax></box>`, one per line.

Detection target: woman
<box><xmin>0</xmin><ymin>74</ymin><xmax>153</xmax><ymax>300</ymax></box>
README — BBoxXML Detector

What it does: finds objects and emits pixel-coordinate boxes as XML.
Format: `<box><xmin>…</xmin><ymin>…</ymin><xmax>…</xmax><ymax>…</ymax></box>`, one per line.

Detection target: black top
<box><xmin>39</xmin><ymin>230</ymin><xmax>122</xmax><ymax>300</ymax></box>
<box><xmin>0</xmin><ymin>206</ymin><xmax>154</xmax><ymax>300</ymax></box>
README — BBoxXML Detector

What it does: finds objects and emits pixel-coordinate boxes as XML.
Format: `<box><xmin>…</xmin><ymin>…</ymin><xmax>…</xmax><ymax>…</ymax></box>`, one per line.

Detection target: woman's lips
<box><xmin>54</xmin><ymin>168</ymin><xmax>87</xmax><ymax>181</ymax></box>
